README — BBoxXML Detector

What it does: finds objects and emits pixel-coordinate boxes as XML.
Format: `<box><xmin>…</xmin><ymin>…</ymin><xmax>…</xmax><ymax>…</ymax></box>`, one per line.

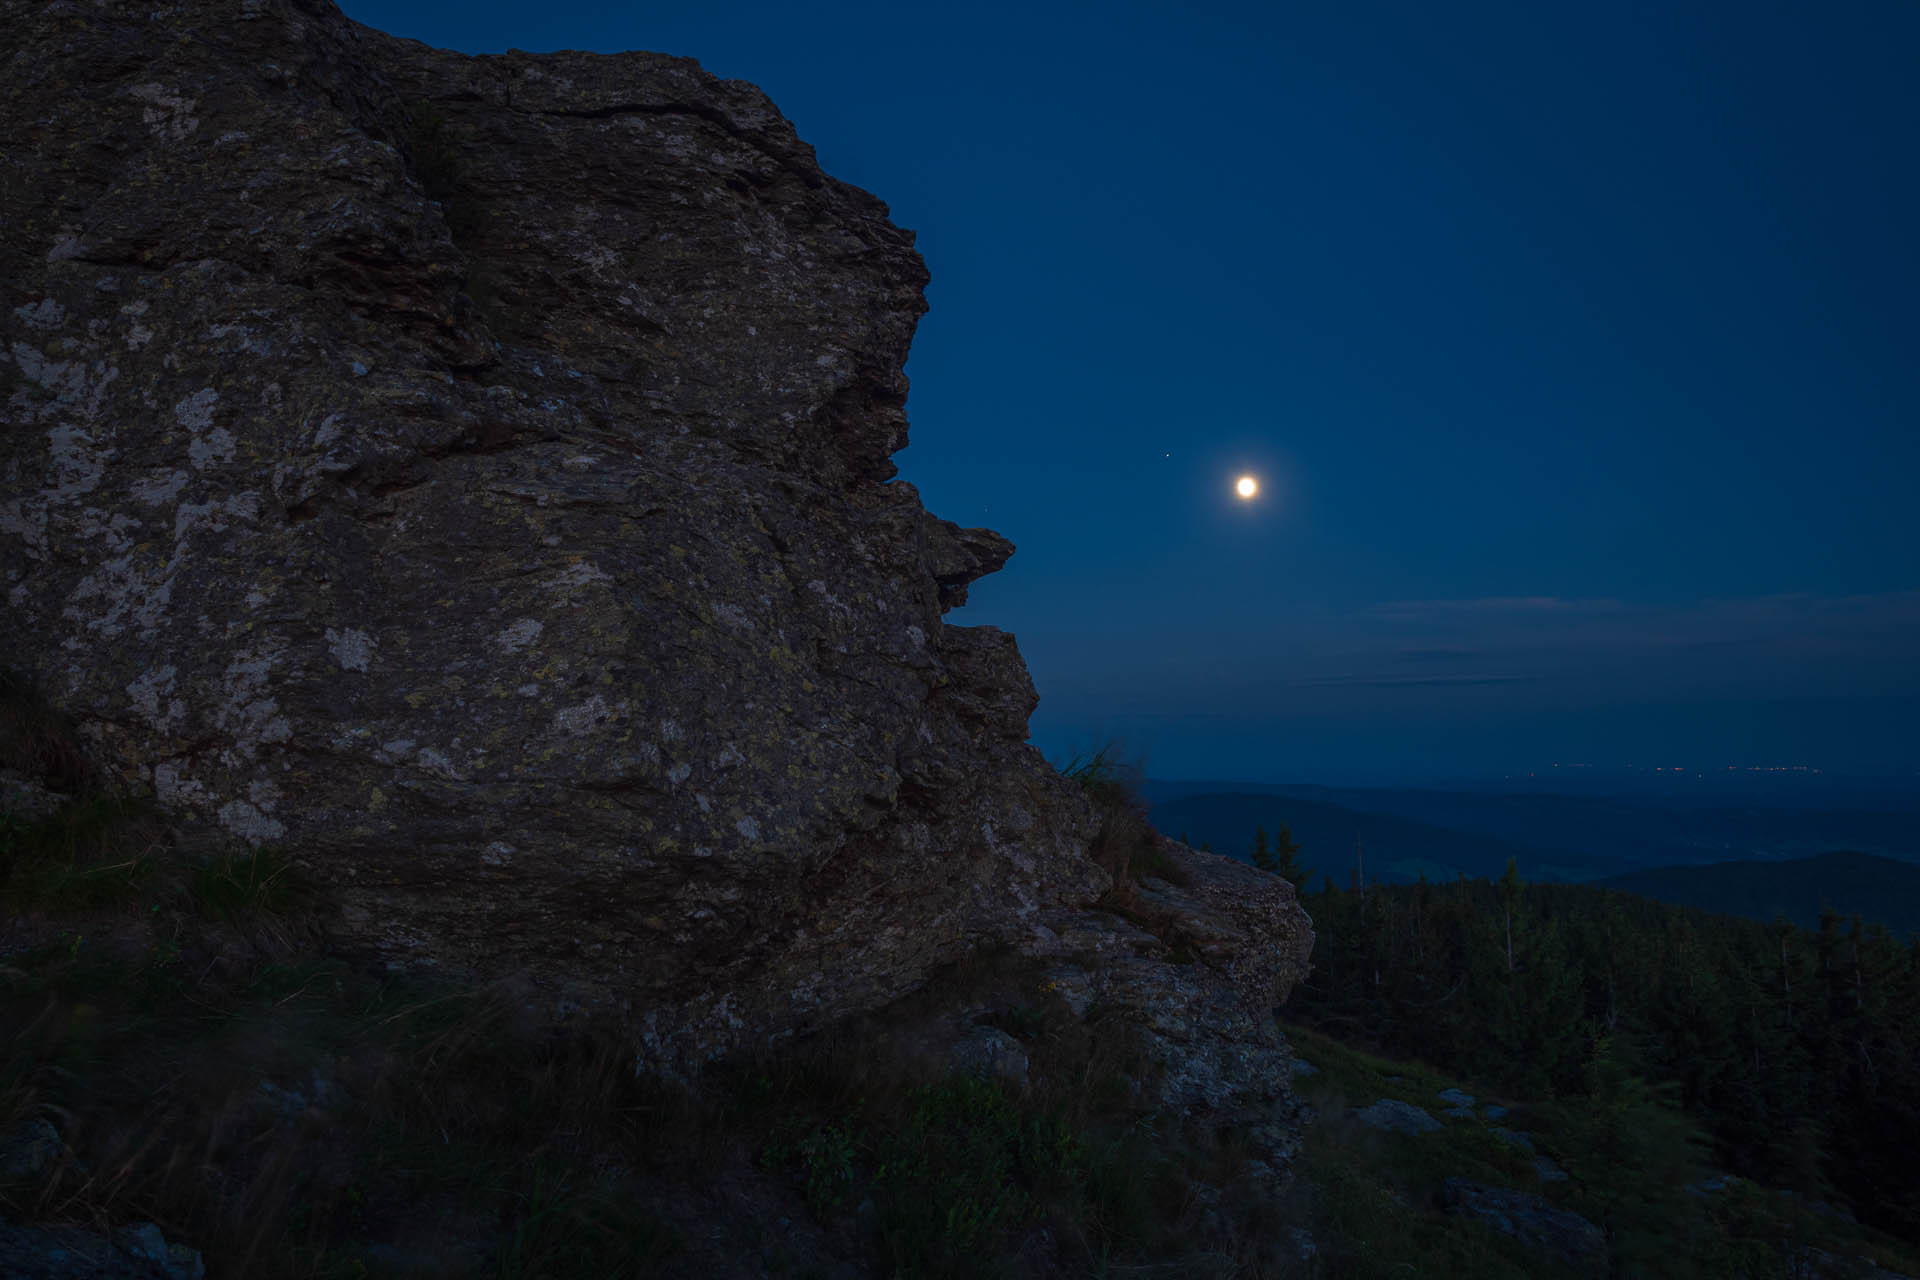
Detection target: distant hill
<box><xmin>1147</xmin><ymin>791</ymin><xmax>1625</xmax><ymax>887</ymax></box>
<box><xmin>1141</xmin><ymin>780</ymin><xmax>1920</xmax><ymax>873</ymax></box>
<box><xmin>1594</xmin><ymin>851</ymin><xmax>1920</xmax><ymax>938</ymax></box>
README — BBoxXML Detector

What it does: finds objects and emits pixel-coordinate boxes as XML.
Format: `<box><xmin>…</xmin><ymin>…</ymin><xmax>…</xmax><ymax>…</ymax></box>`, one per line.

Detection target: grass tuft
<box><xmin>0</xmin><ymin>794</ymin><xmax>170</xmax><ymax>911</ymax></box>
<box><xmin>192</xmin><ymin>847</ymin><xmax>300</xmax><ymax>921</ymax></box>
<box><xmin>1058</xmin><ymin>742</ymin><xmax>1188</xmax><ymax>902</ymax></box>
<box><xmin>0</xmin><ymin>665</ymin><xmax>98</xmax><ymax>794</ymax></box>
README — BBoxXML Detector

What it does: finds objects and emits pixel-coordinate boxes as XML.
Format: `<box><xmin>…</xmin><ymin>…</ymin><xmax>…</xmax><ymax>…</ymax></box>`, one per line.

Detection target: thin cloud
<box><xmin>1396</xmin><ymin>648</ymin><xmax>1483</xmax><ymax>663</ymax></box>
<box><xmin>1366</xmin><ymin>596</ymin><xmax>1620</xmax><ymax>619</ymax></box>
<box><xmin>1032</xmin><ymin>589</ymin><xmax>1920</xmax><ymax>721</ymax></box>
<box><xmin>1297</xmin><ymin>674</ymin><xmax>1536</xmax><ymax>688</ymax></box>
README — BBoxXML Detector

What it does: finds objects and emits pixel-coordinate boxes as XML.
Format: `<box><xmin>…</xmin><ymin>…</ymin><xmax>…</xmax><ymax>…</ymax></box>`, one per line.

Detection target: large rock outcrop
<box><xmin>0</xmin><ymin>0</ymin><xmax>1311</xmax><ymax>1076</ymax></box>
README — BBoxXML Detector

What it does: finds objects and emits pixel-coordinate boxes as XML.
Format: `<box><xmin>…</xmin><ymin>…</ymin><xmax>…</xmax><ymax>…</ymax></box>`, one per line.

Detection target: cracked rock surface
<box><xmin>0</xmin><ymin>0</ymin><xmax>1120</xmax><ymax>1068</ymax></box>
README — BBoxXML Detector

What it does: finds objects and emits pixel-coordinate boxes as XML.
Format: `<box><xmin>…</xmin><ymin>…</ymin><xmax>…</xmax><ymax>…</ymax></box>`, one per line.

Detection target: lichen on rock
<box><xmin>0</xmin><ymin>0</ymin><xmax>1312</xmax><ymax>1092</ymax></box>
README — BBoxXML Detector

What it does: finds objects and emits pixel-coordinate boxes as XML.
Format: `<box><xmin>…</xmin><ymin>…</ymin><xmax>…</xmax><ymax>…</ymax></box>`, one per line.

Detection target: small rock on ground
<box><xmin>114</xmin><ymin>1224</ymin><xmax>206</xmax><ymax>1280</ymax></box>
<box><xmin>1788</xmin><ymin>1245</ymin><xmax>1915</xmax><ymax>1280</ymax></box>
<box><xmin>950</xmin><ymin>1024</ymin><xmax>1030</xmax><ymax>1088</ymax></box>
<box><xmin>1441</xmin><ymin>1178</ymin><xmax>1605</xmax><ymax>1277</ymax></box>
<box><xmin>0</xmin><ymin>1219</ymin><xmax>205</xmax><ymax>1280</ymax></box>
<box><xmin>1354</xmin><ymin>1099</ymin><xmax>1441</xmax><ymax>1136</ymax></box>
<box><xmin>0</xmin><ymin>1118</ymin><xmax>63</xmax><ymax>1182</ymax></box>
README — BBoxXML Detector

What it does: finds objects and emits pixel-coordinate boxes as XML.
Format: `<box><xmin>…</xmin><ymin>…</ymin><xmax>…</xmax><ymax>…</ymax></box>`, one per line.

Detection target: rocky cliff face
<box><xmin>1</xmin><ymin>0</ymin><xmax>1309</xmax><ymax>1080</ymax></box>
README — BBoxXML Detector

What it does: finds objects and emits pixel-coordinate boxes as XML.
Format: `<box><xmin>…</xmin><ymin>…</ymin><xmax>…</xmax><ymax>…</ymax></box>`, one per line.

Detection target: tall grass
<box><xmin>0</xmin><ymin>793</ymin><xmax>173</xmax><ymax>911</ymax></box>
<box><xmin>0</xmin><ymin>665</ymin><xmax>97</xmax><ymax>793</ymax></box>
<box><xmin>2</xmin><ymin>932</ymin><xmax>1223</xmax><ymax>1278</ymax></box>
<box><xmin>1057</xmin><ymin>742</ymin><xmax>1186</xmax><ymax>902</ymax></box>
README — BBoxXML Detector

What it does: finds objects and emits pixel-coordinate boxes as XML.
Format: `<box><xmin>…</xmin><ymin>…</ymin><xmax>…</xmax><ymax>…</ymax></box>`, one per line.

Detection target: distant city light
<box><xmin>1536</xmin><ymin>763</ymin><xmax>1823</xmax><ymax>775</ymax></box>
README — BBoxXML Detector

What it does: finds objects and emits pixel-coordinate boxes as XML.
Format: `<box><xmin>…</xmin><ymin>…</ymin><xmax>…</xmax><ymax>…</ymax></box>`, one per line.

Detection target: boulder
<box><xmin>1</xmin><ymin>770</ymin><xmax>68</xmax><ymax>822</ymax></box>
<box><xmin>0</xmin><ymin>1219</ymin><xmax>204</xmax><ymax>1280</ymax></box>
<box><xmin>1130</xmin><ymin>834</ymin><xmax>1316</xmax><ymax>1010</ymax></box>
<box><xmin>1354</xmin><ymin>1099</ymin><xmax>1442</xmax><ymax>1136</ymax></box>
<box><xmin>1440</xmin><ymin>1179</ymin><xmax>1606</xmax><ymax>1277</ymax></box>
<box><xmin>112</xmin><ymin>1225</ymin><xmax>206</xmax><ymax>1280</ymax></box>
<box><xmin>0</xmin><ymin>1117</ymin><xmax>64</xmax><ymax>1183</ymax></box>
<box><xmin>1026</xmin><ymin>836</ymin><xmax>1314</xmax><ymax>1115</ymax></box>
<box><xmin>0</xmin><ymin>0</ymin><xmax>1130</xmax><ymax>1071</ymax></box>
<box><xmin>946</xmin><ymin>1024</ymin><xmax>1030</xmax><ymax>1089</ymax></box>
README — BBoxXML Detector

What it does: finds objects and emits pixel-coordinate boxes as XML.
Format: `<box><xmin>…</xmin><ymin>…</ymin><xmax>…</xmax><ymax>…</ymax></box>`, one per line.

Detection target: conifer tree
<box><xmin>1497</xmin><ymin>857</ymin><xmax>1522</xmax><ymax>974</ymax></box>
<box><xmin>1271</xmin><ymin>823</ymin><xmax>1304</xmax><ymax>889</ymax></box>
<box><xmin>1274</xmin><ymin>872</ymin><xmax>1920</xmax><ymax>1235</ymax></box>
<box><xmin>1251</xmin><ymin>822</ymin><xmax>1305</xmax><ymax>889</ymax></box>
<box><xmin>1564</xmin><ymin>1032</ymin><xmax>1705</xmax><ymax>1272</ymax></box>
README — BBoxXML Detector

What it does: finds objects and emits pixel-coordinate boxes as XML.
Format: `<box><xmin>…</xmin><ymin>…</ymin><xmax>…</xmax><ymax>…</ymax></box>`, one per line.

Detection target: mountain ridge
<box><xmin>1593</xmin><ymin>850</ymin><xmax>1920</xmax><ymax>938</ymax></box>
<box><xmin>1147</xmin><ymin>790</ymin><xmax>1625</xmax><ymax>886</ymax></box>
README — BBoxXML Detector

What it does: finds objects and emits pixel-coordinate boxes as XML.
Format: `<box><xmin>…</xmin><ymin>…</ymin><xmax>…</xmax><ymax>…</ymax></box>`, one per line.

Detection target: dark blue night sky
<box><xmin>343</xmin><ymin>0</ymin><xmax>1920</xmax><ymax>782</ymax></box>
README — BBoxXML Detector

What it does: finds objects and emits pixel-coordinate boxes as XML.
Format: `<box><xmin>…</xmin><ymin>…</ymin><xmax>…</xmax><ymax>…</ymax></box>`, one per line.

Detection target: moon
<box><xmin>1235</xmin><ymin>475</ymin><xmax>1258</xmax><ymax>499</ymax></box>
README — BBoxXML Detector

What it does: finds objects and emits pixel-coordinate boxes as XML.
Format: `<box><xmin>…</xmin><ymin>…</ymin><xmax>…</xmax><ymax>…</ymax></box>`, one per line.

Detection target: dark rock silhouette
<box><xmin>0</xmin><ymin>0</ymin><xmax>1311</xmax><ymax>1081</ymax></box>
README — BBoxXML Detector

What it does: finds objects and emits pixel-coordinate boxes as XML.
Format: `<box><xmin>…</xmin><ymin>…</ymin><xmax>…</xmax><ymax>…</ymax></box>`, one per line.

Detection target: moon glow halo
<box><xmin>1235</xmin><ymin>475</ymin><xmax>1258</xmax><ymax>499</ymax></box>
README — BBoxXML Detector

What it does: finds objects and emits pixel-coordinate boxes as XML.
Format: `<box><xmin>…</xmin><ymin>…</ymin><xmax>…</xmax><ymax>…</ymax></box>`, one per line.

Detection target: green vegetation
<box><xmin>0</xmin><ymin>677</ymin><xmax>1223</xmax><ymax>1278</ymax></box>
<box><xmin>761</xmin><ymin>1068</ymin><xmax>1164</xmax><ymax>1275</ymax></box>
<box><xmin>2</xmin><ymin>941</ymin><xmax>680</xmax><ymax>1278</ymax></box>
<box><xmin>1280</xmin><ymin>1023</ymin><xmax>1919</xmax><ymax>1279</ymax></box>
<box><xmin>0</xmin><ymin>793</ymin><xmax>167</xmax><ymax>910</ymax></box>
<box><xmin>1292</xmin><ymin>867</ymin><xmax>1920</xmax><ymax>1250</ymax></box>
<box><xmin>1282</xmin><ymin>1026</ymin><xmax>1574</xmax><ymax>1279</ymax></box>
<box><xmin>6</xmin><ymin>689</ymin><xmax>1918</xmax><ymax>1276</ymax></box>
<box><xmin>1558</xmin><ymin>1033</ymin><xmax>1709</xmax><ymax>1274</ymax></box>
<box><xmin>14</xmin><ymin>888</ymin><xmax>1903</xmax><ymax>1279</ymax></box>
<box><xmin>192</xmin><ymin>846</ymin><xmax>302</xmax><ymax>921</ymax></box>
<box><xmin>0</xmin><ymin>919</ymin><xmax>1250</xmax><ymax>1277</ymax></box>
<box><xmin>1252</xmin><ymin>823</ymin><xmax>1306</xmax><ymax>890</ymax></box>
